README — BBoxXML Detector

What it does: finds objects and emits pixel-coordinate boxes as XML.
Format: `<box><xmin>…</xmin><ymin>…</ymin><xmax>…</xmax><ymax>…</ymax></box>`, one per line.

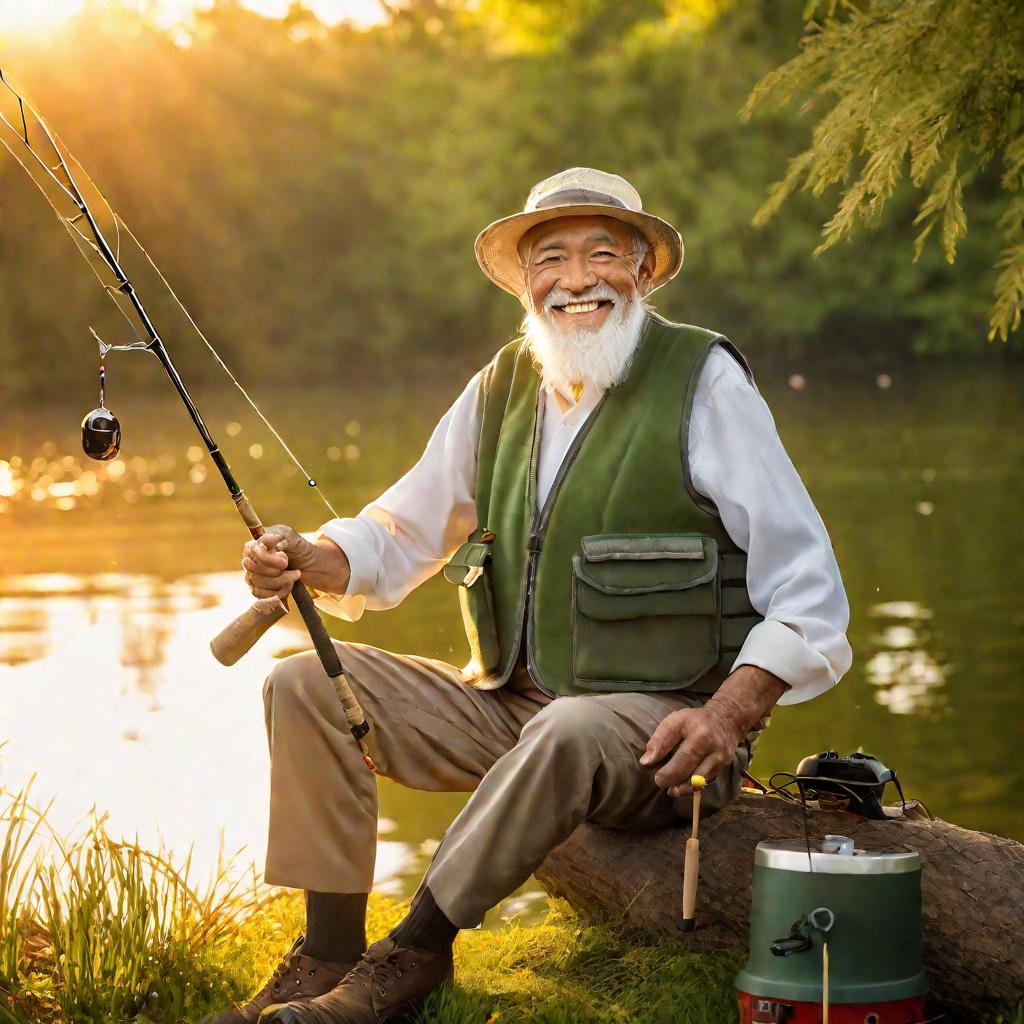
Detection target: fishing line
<box><xmin>114</xmin><ymin>216</ymin><xmax>338</xmax><ymax>517</ymax></box>
<box><xmin>0</xmin><ymin>131</ymin><xmax>145</xmax><ymax>342</ymax></box>
<box><xmin>0</xmin><ymin>73</ymin><xmax>338</xmax><ymax>518</ymax></box>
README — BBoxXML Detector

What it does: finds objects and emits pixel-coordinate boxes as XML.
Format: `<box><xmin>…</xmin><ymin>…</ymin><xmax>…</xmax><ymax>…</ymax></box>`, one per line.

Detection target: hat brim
<box><xmin>474</xmin><ymin>203</ymin><xmax>683</xmax><ymax>299</ymax></box>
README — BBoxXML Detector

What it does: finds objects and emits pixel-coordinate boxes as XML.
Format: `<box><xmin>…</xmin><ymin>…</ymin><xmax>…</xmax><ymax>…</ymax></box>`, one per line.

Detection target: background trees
<box><xmin>1</xmin><ymin>0</ymin><xmax>1019</xmax><ymax>402</ymax></box>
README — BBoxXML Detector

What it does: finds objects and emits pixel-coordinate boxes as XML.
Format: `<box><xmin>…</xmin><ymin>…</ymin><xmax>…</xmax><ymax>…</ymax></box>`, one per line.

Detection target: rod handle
<box><xmin>680</xmin><ymin>836</ymin><xmax>700</xmax><ymax>931</ymax></box>
<box><xmin>210</xmin><ymin>506</ymin><xmax>289</xmax><ymax>666</ymax></box>
<box><xmin>290</xmin><ymin>581</ymin><xmax>369</xmax><ymax>741</ymax></box>
<box><xmin>210</xmin><ymin>600</ymin><xmax>288</xmax><ymax>666</ymax></box>
<box><xmin>208</xmin><ymin>578</ymin><xmax>347</xmax><ymax>669</ymax></box>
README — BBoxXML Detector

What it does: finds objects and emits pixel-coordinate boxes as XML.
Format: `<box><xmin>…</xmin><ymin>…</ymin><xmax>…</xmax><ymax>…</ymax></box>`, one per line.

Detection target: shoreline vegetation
<box><xmin>2</xmin><ymin>786</ymin><xmax>1021</xmax><ymax>1024</ymax></box>
<box><xmin>0</xmin><ymin>782</ymin><xmax>749</xmax><ymax>1023</ymax></box>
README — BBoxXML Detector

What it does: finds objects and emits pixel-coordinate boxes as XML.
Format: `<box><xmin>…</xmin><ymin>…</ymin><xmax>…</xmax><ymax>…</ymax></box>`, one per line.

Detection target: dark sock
<box><xmin>389</xmin><ymin>887</ymin><xmax>459</xmax><ymax>955</ymax></box>
<box><xmin>298</xmin><ymin>890</ymin><xmax>368</xmax><ymax>966</ymax></box>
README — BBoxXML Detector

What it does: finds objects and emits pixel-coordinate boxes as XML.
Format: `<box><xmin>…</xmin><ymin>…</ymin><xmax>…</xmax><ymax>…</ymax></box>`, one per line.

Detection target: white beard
<box><xmin>523</xmin><ymin>287</ymin><xmax>648</xmax><ymax>396</ymax></box>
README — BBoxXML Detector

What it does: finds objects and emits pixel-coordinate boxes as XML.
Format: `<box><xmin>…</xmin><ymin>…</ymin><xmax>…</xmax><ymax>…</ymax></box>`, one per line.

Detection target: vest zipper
<box><xmin>496</xmin><ymin>390</ymin><xmax>543</xmax><ymax>691</ymax></box>
<box><xmin>523</xmin><ymin>390</ymin><xmax>612</xmax><ymax>696</ymax></box>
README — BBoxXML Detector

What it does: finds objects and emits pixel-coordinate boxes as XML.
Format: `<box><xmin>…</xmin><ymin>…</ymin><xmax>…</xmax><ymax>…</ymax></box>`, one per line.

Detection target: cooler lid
<box><xmin>754</xmin><ymin>840</ymin><xmax>920</xmax><ymax>875</ymax></box>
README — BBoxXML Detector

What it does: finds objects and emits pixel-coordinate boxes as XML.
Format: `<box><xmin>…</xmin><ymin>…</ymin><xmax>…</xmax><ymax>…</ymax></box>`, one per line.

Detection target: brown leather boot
<box><xmin>201</xmin><ymin>936</ymin><xmax>354</xmax><ymax>1023</ymax></box>
<box><xmin>258</xmin><ymin>937</ymin><xmax>454</xmax><ymax>1023</ymax></box>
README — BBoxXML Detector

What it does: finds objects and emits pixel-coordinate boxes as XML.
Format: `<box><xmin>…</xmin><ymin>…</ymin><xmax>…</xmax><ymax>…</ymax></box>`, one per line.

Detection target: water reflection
<box><xmin>0</xmin><ymin>604</ymin><xmax>50</xmax><ymax>666</ymax></box>
<box><xmin>0</xmin><ymin>450</ymin><xmax>152</xmax><ymax>513</ymax></box>
<box><xmin>869</xmin><ymin>601</ymin><xmax>934</xmax><ymax>621</ymax></box>
<box><xmin>2</xmin><ymin>363</ymin><xmax>1022</xmax><ymax>900</ymax></box>
<box><xmin>866</xmin><ymin>601</ymin><xmax>949</xmax><ymax>716</ymax></box>
<box><xmin>0</xmin><ymin>573</ymin><xmax>428</xmax><ymax>902</ymax></box>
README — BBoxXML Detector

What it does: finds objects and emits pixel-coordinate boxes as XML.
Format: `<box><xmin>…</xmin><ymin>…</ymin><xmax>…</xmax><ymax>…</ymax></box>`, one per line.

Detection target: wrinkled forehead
<box><xmin>517</xmin><ymin>214</ymin><xmax>634</xmax><ymax>263</ymax></box>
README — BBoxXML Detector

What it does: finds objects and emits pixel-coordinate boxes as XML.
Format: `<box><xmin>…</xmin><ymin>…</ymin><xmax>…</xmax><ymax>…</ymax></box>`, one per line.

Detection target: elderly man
<box><xmin>217</xmin><ymin>168</ymin><xmax>851</xmax><ymax>1024</ymax></box>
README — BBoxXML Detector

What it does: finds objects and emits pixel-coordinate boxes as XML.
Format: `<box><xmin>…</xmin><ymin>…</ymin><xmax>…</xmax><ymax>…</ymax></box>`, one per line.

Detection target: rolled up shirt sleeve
<box><xmin>689</xmin><ymin>348</ymin><xmax>852</xmax><ymax>705</ymax></box>
<box><xmin>313</xmin><ymin>370</ymin><xmax>483</xmax><ymax>621</ymax></box>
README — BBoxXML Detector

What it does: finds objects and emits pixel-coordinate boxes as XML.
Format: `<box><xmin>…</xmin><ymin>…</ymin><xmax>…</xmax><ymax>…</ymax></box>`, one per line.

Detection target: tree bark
<box><xmin>535</xmin><ymin>793</ymin><xmax>1024</xmax><ymax>1021</ymax></box>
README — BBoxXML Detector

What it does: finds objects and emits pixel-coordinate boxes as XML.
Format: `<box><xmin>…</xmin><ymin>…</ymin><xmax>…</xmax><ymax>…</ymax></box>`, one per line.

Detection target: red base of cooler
<box><xmin>738</xmin><ymin>990</ymin><xmax>928</xmax><ymax>1023</ymax></box>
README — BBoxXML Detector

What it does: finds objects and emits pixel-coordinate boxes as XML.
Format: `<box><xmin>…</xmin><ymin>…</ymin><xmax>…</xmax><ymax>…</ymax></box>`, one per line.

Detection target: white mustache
<box><xmin>542</xmin><ymin>283</ymin><xmax>621</xmax><ymax>310</ymax></box>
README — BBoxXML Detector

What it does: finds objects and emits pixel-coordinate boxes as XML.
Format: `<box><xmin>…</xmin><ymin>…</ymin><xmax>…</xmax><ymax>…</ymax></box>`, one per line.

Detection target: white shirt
<box><xmin>316</xmin><ymin>346</ymin><xmax>852</xmax><ymax>705</ymax></box>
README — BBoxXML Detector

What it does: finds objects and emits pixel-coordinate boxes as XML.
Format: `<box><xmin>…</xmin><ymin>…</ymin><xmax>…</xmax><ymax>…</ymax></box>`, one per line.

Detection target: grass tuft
<box><xmin>0</xmin><ymin>782</ymin><xmax>268</xmax><ymax>1022</ymax></box>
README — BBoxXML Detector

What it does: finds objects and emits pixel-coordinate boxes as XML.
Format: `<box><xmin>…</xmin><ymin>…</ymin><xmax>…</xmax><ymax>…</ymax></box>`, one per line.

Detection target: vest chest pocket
<box><xmin>443</xmin><ymin>531</ymin><xmax>500</xmax><ymax>672</ymax></box>
<box><xmin>571</xmin><ymin>533</ymin><xmax>720</xmax><ymax>691</ymax></box>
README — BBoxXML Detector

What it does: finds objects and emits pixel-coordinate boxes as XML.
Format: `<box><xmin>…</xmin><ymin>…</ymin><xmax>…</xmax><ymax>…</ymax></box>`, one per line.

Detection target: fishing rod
<box><xmin>0</xmin><ymin>69</ymin><xmax>377</xmax><ymax>773</ymax></box>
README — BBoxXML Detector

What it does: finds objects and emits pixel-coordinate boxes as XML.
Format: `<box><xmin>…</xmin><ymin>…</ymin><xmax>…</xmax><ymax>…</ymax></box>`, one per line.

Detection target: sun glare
<box><xmin>0</xmin><ymin>0</ymin><xmax>386</xmax><ymax>35</ymax></box>
<box><xmin>0</xmin><ymin>0</ymin><xmax>84</xmax><ymax>34</ymax></box>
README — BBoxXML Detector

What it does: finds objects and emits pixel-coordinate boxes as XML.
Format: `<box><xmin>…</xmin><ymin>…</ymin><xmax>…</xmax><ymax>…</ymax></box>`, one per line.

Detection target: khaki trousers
<box><xmin>263</xmin><ymin>641</ymin><xmax>754</xmax><ymax>928</ymax></box>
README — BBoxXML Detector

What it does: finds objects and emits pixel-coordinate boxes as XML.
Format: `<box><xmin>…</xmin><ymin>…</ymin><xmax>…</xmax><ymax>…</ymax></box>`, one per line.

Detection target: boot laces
<box><xmin>352</xmin><ymin>948</ymin><xmax>406</xmax><ymax>996</ymax></box>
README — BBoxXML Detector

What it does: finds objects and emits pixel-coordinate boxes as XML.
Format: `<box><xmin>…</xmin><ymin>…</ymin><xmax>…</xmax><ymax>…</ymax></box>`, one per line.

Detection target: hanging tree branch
<box><xmin>740</xmin><ymin>0</ymin><xmax>1024</xmax><ymax>342</ymax></box>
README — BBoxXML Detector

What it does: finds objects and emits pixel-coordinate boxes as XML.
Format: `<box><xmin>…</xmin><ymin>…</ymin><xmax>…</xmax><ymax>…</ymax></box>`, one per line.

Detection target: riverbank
<box><xmin>0</xmin><ymin>778</ymin><xmax>744</xmax><ymax>1022</ymax></box>
<box><xmin>3</xmin><ymin>882</ymin><xmax>748</xmax><ymax>1023</ymax></box>
<box><xmin>2</xmin><ymin>785</ymin><xmax>1021</xmax><ymax>1023</ymax></box>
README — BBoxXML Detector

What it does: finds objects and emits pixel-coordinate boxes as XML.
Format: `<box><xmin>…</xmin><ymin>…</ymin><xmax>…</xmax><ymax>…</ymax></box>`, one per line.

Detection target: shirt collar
<box><xmin>542</xmin><ymin>377</ymin><xmax>596</xmax><ymax>415</ymax></box>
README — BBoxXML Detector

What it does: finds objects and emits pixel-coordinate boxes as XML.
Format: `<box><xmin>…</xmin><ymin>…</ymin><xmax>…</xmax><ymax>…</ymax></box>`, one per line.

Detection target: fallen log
<box><xmin>535</xmin><ymin>792</ymin><xmax>1024</xmax><ymax>1020</ymax></box>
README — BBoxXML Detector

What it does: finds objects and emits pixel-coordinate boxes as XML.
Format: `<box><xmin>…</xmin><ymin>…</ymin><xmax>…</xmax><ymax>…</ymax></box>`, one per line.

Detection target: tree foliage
<box><xmin>0</xmin><ymin>0</ymin><xmax>1017</xmax><ymax>404</ymax></box>
<box><xmin>741</xmin><ymin>0</ymin><xmax>1024</xmax><ymax>341</ymax></box>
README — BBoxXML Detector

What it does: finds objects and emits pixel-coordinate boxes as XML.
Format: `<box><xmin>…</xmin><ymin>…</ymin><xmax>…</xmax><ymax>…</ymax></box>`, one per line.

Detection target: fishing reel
<box><xmin>81</xmin><ymin>405</ymin><xmax>121</xmax><ymax>461</ymax></box>
<box><xmin>793</xmin><ymin>751</ymin><xmax>902</xmax><ymax>820</ymax></box>
<box><xmin>758</xmin><ymin>751</ymin><xmax>906</xmax><ymax>820</ymax></box>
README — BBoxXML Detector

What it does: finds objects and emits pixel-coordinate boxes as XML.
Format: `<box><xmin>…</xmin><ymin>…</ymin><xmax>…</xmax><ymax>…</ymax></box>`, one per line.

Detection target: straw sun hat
<box><xmin>475</xmin><ymin>167</ymin><xmax>684</xmax><ymax>299</ymax></box>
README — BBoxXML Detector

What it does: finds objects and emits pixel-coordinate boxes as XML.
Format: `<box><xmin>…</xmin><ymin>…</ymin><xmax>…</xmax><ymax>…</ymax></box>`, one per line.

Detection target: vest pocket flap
<box><xmin>445</xmin><ymin>537</ymin><xmax>500</xmax><ymax>672</ymax></box>
<box><xmin>574</xmin><ymin>535</ymin><xmax>718</xmax><ymax>595</ymax></box>
<box><xmin>442</xmin><ymin>542</ymin><xmax>491</xmax><ymax>585</ymax></box>
<box><xmin>580</xmin><ymin>534</ymin><xmax>706</xmax><ymax>562</ymax></box>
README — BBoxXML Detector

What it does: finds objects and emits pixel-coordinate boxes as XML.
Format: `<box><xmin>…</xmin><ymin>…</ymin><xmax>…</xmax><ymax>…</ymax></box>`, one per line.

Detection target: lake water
<box><xmin>2</xmin><ymin>360</ymin><xmax>1021</xmax><ymax>924</ymax></box>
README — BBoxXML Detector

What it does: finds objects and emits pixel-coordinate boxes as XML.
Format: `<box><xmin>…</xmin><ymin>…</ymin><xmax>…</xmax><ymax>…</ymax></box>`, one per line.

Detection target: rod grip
<box><xmin>681</xmin><ymin>837</ymin><xmax>700</xmax><ymax>930</ymax></box>
<box><xmin>210</xmin><ymin>600</ymin><xmax>288</xmax><ymax>665</ymax></box>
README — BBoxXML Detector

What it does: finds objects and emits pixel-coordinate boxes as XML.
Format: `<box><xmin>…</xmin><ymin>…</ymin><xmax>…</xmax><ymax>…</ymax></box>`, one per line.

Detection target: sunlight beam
<box><xmin>0</xmin><ymin>0</ymin><xmax>387</xmax><ymax>36</ymax></box>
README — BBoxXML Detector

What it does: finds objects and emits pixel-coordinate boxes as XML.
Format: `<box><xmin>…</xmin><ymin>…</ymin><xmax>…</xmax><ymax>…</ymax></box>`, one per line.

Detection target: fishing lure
<box><xmin>80</xmin><ymin>329</ymin><xmax>138</xmax><ymax>461</ymax></box>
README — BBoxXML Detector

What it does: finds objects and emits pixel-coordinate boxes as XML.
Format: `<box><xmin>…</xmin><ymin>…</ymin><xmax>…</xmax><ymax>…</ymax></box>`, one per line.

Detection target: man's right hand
<box><xmin>241</xmin><ymin>525</ymin><xmax>351</xmax><ymax>602</ymax></box>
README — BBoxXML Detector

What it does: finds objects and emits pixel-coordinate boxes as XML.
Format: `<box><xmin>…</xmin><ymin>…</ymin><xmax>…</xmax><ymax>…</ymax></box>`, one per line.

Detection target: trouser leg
<box><xmin>422</xmin><ymin>689</ymin><xmax>756</xmax><ymax>927</ymax></box>
<box><xmin>262</xmin><ymin>640</ymin><xmax>548</xmax><ymax>892</ymax></box>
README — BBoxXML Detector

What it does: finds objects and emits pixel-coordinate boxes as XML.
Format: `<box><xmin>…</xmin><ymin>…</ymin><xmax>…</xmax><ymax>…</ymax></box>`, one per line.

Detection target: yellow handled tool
<box><xmin>679</xmin><ymin>773</ymin><xmax>706</xmax><ymax>932</ymax></box>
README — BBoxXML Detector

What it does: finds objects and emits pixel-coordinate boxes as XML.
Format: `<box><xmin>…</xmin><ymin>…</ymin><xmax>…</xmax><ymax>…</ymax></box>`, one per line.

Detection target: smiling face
<box><xmin>518</xmin><ymin>215</ymin><xmax>655</xmax><ymax>329</ymax></box>
<box><xmin>517</xmin><ymin>215</ymin><xmax>656</xmax><ymax>396</ymax></box>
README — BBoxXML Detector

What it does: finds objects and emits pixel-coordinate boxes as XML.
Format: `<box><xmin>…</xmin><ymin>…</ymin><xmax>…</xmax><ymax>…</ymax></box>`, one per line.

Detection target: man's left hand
<box><xmin>639</xmin><ymin>665</ymin><xmax>789</xmax><ymax>798</ymax></box>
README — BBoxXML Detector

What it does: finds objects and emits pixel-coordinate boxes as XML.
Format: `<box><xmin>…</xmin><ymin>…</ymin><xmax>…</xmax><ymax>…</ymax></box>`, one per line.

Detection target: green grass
<box><xmin>0</xmin><ymin>780</ymin><xmax>747</xmax><ymax>1023</ymax></box>
<box><xmin>0</xmin><ymin>781</ymin><xmax>271</xmax><ymax>1022</ymax></box>
<box><xmin>0</xmin><ymin>784</ymin><xmax>1018</xmax><ymax>1024</ymax></box>
<box><xmin>417</xmin><ymin>906</ymin><xmax>745</xmax><ymax>1024</ymax></box>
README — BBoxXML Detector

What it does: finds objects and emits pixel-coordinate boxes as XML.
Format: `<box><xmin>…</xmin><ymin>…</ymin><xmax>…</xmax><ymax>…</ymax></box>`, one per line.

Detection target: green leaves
<box><xmin>912</xmin><ymin>145</ymin><xmax>966</xmax><ymax>265</ymax></box>
<box><xmin>742</xmin><ymin>0</ymin><xmax>1024</xmax><ymax>341</ymax></box>
<box><xmin>990</xmin><ymin>194</ymin><xmax>1024</xmax><ymax>340</ymax></box>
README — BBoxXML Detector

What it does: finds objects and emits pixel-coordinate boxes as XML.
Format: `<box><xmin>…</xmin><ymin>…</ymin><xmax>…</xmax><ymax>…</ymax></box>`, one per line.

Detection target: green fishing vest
<box><xmin>442</xmin><ymin>312</ymin><xmax>764</xmax><ymax>697</ymax></box>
